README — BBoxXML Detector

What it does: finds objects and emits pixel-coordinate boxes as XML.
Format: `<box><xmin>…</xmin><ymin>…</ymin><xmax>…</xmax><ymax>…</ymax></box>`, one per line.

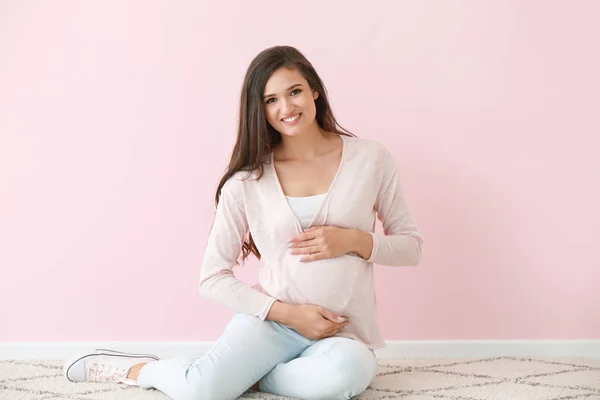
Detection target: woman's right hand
<box><xmin>287</xmin><ymin>304</ymin><xmax>349</xmax><ymax>340</ymax></box>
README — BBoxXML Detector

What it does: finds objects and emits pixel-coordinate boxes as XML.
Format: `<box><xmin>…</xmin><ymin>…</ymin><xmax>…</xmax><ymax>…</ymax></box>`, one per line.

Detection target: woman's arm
<box><xmin>285</xmin><ymin>146</ymin><xmax>422</xmax><ymax>266</ymax></box>
<box><xmin>199</xmin><ymin>175</ymin><xmax>277</xmax><ymax>319</ymax></box>
<box><xmin>265</xmin><ymin>300</ymin><xmax>294</xmax><ymax>324</ymax></box>
<box><xmin>347</xmin><ymin>229</ymin><xmax>374</xmax><ymax>260</ymax></box>
<box><xmin>364</xmin><ymin>146</ymin><xmax>423</xmax><ymax>266</ymax></box>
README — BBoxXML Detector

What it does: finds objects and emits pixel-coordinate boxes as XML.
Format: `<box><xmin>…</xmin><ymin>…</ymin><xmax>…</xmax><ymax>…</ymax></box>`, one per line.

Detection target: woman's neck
<box><xmin>274</xmin><ymin>129</ymin><xmax>338</xmax><ymax>162</ymax></box>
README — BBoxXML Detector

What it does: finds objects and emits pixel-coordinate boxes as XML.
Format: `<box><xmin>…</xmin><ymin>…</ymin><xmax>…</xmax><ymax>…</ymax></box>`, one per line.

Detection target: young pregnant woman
<box><xmin>64</xmin><ymin>45</ymin><xmax>423</xmax><ymax>400</ymax></box>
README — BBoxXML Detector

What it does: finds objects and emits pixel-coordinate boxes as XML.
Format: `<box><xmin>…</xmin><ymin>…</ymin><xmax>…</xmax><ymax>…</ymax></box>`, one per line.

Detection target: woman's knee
<box><xmin>325</xmin><ymin>357</ymin><xmax>377</xmax><ymax>398</ymax></box>
<box><xmin>309</xmin><ymin>343</ymin><xmax>378</xmax><ymax>399</ymax></box>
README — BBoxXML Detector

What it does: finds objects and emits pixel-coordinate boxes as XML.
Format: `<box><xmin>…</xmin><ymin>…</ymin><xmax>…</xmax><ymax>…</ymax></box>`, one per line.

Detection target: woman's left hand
<box><xmin>288</xmin><ymin>226</ymin><xmax>352</xmax><ymax>262</ymax></box>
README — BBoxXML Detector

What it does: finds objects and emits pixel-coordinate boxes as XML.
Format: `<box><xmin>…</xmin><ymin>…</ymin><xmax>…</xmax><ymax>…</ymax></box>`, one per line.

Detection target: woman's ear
<box><xmin>312</xmin><ymin>89</ymin><xmax>319</xmax><ymax>100</ymax></box>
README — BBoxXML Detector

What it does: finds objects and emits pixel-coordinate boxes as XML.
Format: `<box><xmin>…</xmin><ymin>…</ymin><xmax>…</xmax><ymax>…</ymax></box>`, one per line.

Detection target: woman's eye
<box><xmin>265</xmin><ymin>89</ymin><xmax>300</xmax><ymax>104</ymax></box>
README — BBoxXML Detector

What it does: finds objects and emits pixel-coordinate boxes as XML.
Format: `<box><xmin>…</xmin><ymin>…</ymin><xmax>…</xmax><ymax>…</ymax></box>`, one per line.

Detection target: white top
<box><xmin>285</xmin><ymin>193</ymin><xmax>327</xmax><ymax>229</ymax></box>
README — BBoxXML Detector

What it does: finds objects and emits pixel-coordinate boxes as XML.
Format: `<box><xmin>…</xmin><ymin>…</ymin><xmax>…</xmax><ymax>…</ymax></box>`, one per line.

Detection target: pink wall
<box><xmin>1</xmin><ymin>1</ymin><xmax>598</xmax><ymax>342</ymax></box>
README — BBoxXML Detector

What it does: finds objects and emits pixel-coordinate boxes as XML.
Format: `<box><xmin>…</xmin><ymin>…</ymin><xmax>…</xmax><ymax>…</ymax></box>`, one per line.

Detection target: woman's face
<box><xmin>262</xmin><ymin>67</ymin><xmax>319</xmax><ymax>137</ymax></box>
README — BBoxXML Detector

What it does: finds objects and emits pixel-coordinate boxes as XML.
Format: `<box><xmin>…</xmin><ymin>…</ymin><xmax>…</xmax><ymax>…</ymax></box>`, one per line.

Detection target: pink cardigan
<box><xmin>199</xmin><ymin>134</ymin><xmax>423</xmax><ymax>349</ymax></box>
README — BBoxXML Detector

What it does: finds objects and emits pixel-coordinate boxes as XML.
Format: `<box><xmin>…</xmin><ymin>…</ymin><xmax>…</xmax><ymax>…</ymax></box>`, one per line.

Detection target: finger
<box><xmin>288</xmin><ymin>239</ymin><xmax>318</xmax><ymax>249</ymax></box>
<box><xmin>318</xmin><ymin>308</ymin><xmax>347</xmax><ymax>323</ymax></box>
<box><xmin>291</xmin><ymin>245</ymin><xmax>320</xmax><ymax>255</ymax></box>
<box><xmin>300</xmin><ymin>252</ymin><xmax>326</xmax><ymax>263</ymax></box>
<box><xmin>288</xmin><ymin>231</ymin><xmax>317</xmax><ymax>244</ymax></box>
<box><xmin>322</xmin><ymin>321</ymin><xmax>349</xmax><ymax>338</ymax></box>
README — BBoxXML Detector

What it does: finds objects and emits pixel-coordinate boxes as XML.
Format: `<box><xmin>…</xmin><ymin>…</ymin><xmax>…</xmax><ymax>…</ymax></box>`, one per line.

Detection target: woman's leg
<box><xmin>259</xmin><ymin>337</ymin><xmax>378</xmax><ymax>400</ymax></box>
<box><xmin>137</xmin><ymin>313</ymin><xmax>312</xmax><ymax>400</ymax></box>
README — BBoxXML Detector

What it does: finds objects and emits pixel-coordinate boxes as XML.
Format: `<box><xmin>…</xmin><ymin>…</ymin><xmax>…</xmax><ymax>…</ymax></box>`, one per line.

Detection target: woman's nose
<box><xmin>280</xmin><ymin>99</ymin><xmax>293</xmax><ymax>115</ymax></box>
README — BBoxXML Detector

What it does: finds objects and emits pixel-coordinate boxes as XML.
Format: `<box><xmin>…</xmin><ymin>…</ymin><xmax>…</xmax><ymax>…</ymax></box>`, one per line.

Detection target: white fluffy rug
<box><xmin>1</xmin><ymin>356</ymin><xmax>599</xmax><ymax>399</ymax></box>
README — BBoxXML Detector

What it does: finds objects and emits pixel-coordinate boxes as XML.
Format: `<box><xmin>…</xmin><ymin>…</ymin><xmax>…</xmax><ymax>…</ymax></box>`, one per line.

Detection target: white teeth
<box><xmin>282</xmin><ymin>114</ymin><xmax>300</xmax><ymax>122</ymax></box>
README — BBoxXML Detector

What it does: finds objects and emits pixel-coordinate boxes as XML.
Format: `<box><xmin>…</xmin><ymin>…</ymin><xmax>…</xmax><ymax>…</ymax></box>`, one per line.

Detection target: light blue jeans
<box><xmin>138</xmin><ymin>313</ymin><xmax>378</xmax><ymax>400</ymax></box>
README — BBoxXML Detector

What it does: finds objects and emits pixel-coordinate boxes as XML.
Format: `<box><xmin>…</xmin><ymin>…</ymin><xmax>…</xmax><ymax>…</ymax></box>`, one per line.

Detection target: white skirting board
<box><xmin>1</xmin><ymin>340</ymin><xmax>599</xmax><ymax>360</ymax></box>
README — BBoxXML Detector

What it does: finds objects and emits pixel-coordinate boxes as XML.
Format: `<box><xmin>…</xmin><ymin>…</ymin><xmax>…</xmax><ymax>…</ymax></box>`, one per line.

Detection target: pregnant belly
<box><xmin>288</xmin><ymin>254</ymin><xmax>365</xmax><ymax>312</ymax></box>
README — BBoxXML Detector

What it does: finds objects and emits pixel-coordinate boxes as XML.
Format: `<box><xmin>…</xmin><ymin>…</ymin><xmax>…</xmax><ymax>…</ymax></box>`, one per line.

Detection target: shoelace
<box><xmin>87</xmin><ymin>363</ymin><xmax>127</xmax><ymax>383</ymax></box>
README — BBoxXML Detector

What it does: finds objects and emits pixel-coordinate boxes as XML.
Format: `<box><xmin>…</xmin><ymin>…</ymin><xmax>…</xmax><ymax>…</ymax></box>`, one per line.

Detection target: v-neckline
<box><xmin>271</xmin><ymin>135</ymin><xmax>347</xmax><ymax>233</ymax></box>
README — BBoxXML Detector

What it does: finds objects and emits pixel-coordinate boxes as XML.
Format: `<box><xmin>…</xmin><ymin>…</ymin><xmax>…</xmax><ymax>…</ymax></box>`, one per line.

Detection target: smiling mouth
<box><xmin>281</xmin><ymin>113</ymin><xmax>301</xmax><ymax>122</ymax></box>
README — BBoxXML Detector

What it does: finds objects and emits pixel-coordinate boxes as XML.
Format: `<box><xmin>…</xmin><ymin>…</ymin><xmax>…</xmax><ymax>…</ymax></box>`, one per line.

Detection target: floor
<box><xmin>1</xmin><ymin>356</ymin><xmax>599</xmax><ymax>399</ymax></box>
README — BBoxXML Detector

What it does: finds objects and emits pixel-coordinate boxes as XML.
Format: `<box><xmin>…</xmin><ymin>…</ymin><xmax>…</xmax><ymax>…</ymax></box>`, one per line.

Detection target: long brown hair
<box><xmin>215</xmin><ymin>45</ymin><xmax>355</xmax><ymax>263</ymax></box>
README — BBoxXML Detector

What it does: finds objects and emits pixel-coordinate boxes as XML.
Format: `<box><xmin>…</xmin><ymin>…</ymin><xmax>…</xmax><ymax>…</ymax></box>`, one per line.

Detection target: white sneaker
<box><xmin>64</xmin><ymin>349</ymin><xmax>160</xmax><ymax>385</ymax></box>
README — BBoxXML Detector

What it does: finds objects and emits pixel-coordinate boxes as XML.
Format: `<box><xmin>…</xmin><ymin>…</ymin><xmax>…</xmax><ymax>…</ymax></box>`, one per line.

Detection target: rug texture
<box><xmin>1</xmin><ymin>356</ymin><xmax>599</xmax><ymax>399</ymax></box>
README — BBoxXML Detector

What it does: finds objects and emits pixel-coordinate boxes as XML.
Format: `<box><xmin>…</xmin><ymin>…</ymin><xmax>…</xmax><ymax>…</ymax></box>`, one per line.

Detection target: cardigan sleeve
<box><xmin>365</xmin><ymin>147</ymin><xmax>424</xmax><ymax>266</ymax></box>
<box><xmin>199</xmin><ymin>175</ymin><xmax>277</xmax><ymax>319</ymax></box>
